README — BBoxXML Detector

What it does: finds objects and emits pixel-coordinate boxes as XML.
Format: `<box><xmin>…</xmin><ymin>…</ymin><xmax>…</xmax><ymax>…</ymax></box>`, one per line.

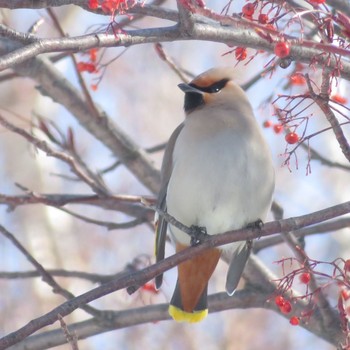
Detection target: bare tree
<box><xmin>0</xmin><ymin>0</ymin><xmax>350</xmax><ymax>349</ymax></box>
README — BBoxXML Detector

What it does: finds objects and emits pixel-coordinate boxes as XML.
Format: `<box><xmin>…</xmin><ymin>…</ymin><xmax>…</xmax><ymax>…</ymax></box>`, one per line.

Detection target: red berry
<box><xmin>290</xmin><ymin>316</ymin><xmax>300</xmax><ymax>326</ymax></box>
<box><xmin>242</xmin><ymin>3</ymin><xmax>255</xmax><ymax>17</ymax></box>
<box><xmin>280</xmin><ymin>301</ymin><xmax>292</xmax><ymax>314</ymax></box>
<box><xmin>235</xmin><ymin>47</ymin><xmax>247</xmax><ymax>61</ymax></box>
<box><xmin>76</xmin><ymin>62</ymin><xmax>98</xmax><ymax>73</ymax></box>
<box><xmin>89</xmin><ymin>48</ymin><xmax>98</xmax><ymax>62</ymax></box>
<box><xmin>88</xmin><ymin>0</ymin><xmax>99</xmax><ymax>9</ymax></box>
<box><xmin>299</xmin><ymin>272</ymin><xmax>311</xmax><ymax>284</ymax></box>
<box><xmin>142</xmin><ymin>282</ymin><xmax>158</xmax><ymax>294</ymax></box>
<box><xmin>295</xmin><ymin>62</ymin><xmax>305</xmax><ymax>71</ymax></box>
<box><xmin>341</xmin><ymin>289</ymin><xmax>350</xmax><ymax>301</ymax></box>
<box><xmin>258</xmin><ymin>13</ymin><xmax>269</xmax><ymax>24</ymax></box>
<box><xmin>275</xmin><ymin>295</ymin><xmax>285</xmax><ymax>307</ymax></box>
<box><xmin>274</xmin><ymin>41</ymin><xmax>291</xmax><ymax>58</ymax></box>
<box><xmin>290</xmin><ymin>73</ymin><xmax>306</xmax><ymax>85</ymax></box>
<box><xmin>285</xmin><ymin>132</ymin><xmax>299</xmax><ymax>144</ymax></box>
<box><xmin>345</xmin><ymin>259</ymin><xmax>350</xmax><ymax>272</ymax></box>
<box><xmin>273</xmin><ymin>124</ymin><xmax>283</xmax><ymax>134</ymax></box>
<box><xmin>332</xmin><ymin>94</ymin><xmax>348</xmax><ymax>104</ymax></box>
<box><xmin>263</xmin><ymin>120</ymin><xmax>273</xmax><ymax>128</ymax></box>
<box><xmin>309</xmin><ymin>0</ymin><xmax>326</xmax><ymax>4</ymax></box>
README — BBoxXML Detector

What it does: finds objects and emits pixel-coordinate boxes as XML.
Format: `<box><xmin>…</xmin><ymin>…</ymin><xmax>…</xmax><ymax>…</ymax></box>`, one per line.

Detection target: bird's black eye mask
<box><xmin>190</xmin><ymin>78</ymin><xmax>229</xmax><ymax>93</ymax></box>
<box><xmin>184</xmin><ymin>79</ymin><xmax>230</xmax><ymax>112</ymax></box>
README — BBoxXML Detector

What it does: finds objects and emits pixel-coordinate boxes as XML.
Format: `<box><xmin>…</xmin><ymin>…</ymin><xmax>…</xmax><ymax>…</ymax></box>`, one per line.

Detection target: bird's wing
<box><xmin>225</xmin><ymin>241</ymin><xmax>252</xmax><ymax>295</ymax></box>
<box><xmin>155</xmin><ymin>123</ymin><xmax>184</xmax><ymax>289</ymax></box>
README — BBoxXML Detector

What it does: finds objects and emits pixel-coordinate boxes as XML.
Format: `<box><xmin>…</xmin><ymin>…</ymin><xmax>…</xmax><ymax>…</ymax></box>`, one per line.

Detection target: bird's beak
<box><xmin>178</xmin><ymin>83</ymin><xmax>203</xmax><ymax>95</ymax></box>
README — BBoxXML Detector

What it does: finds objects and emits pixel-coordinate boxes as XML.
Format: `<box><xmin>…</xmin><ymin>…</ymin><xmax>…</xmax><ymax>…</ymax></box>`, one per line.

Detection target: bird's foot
<box><xmin>246</xmin><ymin>219</ymin><xmax>264</xmax><ymax>230</ymax></box>
<box><xmin>189</xmin><ymin>225</ymin><xmax>207</xmax><ymax>246</ymax></box>
<box><xmin>246</xmin><ymin>219</ymin><xmax>263</xmax><ymax>241</ymax></box>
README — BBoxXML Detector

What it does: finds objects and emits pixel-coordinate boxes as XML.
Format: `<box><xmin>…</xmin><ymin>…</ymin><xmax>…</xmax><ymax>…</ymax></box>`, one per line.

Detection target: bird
<box><xmin>155</xmin><ymin>67</ymin><xmax>275</xmax><ymax>323</ymax></box>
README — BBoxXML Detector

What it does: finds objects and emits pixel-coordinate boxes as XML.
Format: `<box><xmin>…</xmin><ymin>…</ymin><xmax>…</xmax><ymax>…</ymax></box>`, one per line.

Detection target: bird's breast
<box><xmin>166</xmin><ymin>113</ymin><xmax>274</xmax><ymax>247</ymax></box>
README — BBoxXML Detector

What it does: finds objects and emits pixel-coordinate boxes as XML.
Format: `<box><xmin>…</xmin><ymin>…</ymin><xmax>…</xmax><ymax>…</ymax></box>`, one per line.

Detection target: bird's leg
<box><xmin>245</xmin><ymin>219</ymin><xmax>263</xmax><ymax>241</ymax></box>
<box><xmin>189</xmin><ymin>225</ymin><xmax>208</xmax><ymax>246</ymax></box>
<box><xmin>246</xmin><ymin>239</ymin><xmax>253</xmax><ymax>250</ymax></box>
<box><xmin>246</xmin><ymin>219</ymin><xmax>263</xmax><ymax>230</ymax></box>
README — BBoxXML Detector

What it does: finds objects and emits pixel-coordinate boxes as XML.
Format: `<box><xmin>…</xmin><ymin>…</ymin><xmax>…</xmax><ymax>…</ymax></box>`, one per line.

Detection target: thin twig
<box><xmin>306</xmin><ymin>73</ymin><xmax>350</xmax><ymax>163</ymax></box>
<box><xmin>300</xmin><ymin>142</ymin><xmax>350</xmax><ymax>171</ymax></box>
<box><xmin>154</xmin><ymin>43</ymin><xmax>189</xmax><ymax>82</ymax></box>
<box><xmin>0</xmin><ymin>114</ymin><xmax>109</xmax><ymax>196</ymax></box>
<box><xmin>57</xmin><ymin>206</ymin><xmax>147</xmax><ymax>230</ymax></box>
<box><xmin>58</xmin><ymin>315</ymin><xmax>79</xmax><ymax>350</ymax></box>
<box><xmin>0</xmin><ymin>269</ymin><xmax>119</xmax><ymax>284</ymax></box>
<box><xmin>98</xmin><ymin>142</ymin><xmax>167</xmax><ymax>175</ymax></box>
<box><xmin>0</xmin><ymin>225</ymin><xmax>102</xmax><ymax>318</ymax></box>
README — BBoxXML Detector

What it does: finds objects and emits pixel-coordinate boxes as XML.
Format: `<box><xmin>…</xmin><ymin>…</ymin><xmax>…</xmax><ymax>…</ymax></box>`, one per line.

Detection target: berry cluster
<box><xmin>273</xmin><ymin>257</ymin><xmax>350</xmax><ymax>332</ymax></box>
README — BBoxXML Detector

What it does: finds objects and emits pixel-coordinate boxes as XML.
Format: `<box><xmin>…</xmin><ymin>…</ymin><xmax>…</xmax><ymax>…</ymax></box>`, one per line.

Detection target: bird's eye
<box><xmin>208</xmin><ymin>79</ymin><xmax>228</xmax><ymax>93</ymax></box>
<box><xmin>191</xmin><ymin>79</ymin><xmax>229</xmax><ymax>94</ymax></box>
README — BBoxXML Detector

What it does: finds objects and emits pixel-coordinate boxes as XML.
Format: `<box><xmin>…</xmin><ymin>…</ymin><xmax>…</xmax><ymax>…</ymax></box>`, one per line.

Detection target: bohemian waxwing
<box><xmin>155</xmin><ymin>67</ymin><xmax>275</xmax><ymax>323</ymax></box>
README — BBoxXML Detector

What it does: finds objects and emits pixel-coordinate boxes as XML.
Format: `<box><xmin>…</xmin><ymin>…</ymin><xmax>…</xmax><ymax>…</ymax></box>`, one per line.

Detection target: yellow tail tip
<box><xmin>168</xmin><ymin>305</ymin><xmax>208</xmax><ymax>323</ymax></box>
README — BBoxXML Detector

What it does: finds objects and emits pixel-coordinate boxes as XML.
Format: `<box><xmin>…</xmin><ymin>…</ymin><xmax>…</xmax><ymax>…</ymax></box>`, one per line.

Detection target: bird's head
<box><xmin>178</xmin><ymin>67</ymin><xmax>244</xmax><ymax>114</ymax></box>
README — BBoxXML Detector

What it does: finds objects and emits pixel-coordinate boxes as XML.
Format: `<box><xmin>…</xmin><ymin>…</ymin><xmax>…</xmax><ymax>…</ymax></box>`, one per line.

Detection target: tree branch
<box><xmin>0</xmin><ymin>201</ymin><xmax>349</xmax><ymax>348</ymax></box>
<box><xmin>0</xmin><ymin>192</ymin><xmax>154</xmax><ymax>222</ymax></box>
<box><xmin>6</xmin><ymin>255</ymin><xmax>343</xmax><ymax>349</ymax></box>
<box><xmin>0</xmin><ymin>43</ymin><xmax>162</xmax><ymax>193</ymax></box>
<box><xmin>7</xmin><ymin>290</ymin><xmax>270</xmax><ymax>350</ymax></box>
<box><xmin>2</xmin><ymin>16</ymin><xmax>350</xmax><ymax>80</ymax></box>
<box><xmin>254</xmin><ymin>217</ymin><xmax>350</xmax><ymax>252</ymax></box>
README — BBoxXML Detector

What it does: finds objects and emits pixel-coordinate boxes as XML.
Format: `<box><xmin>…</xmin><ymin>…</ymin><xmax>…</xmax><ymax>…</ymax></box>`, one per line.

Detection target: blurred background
<box><xmin>0</xmin><ymin>0</ymin><xmax>349</xmax><ymax>349</ymax></box>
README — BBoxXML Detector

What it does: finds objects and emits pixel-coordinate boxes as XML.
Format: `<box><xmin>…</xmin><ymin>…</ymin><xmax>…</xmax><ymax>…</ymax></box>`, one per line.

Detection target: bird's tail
<box><xmin>168</xmin><ymin>244</ymin><xmax>221</xmax><ymax>323</ymax></box>
<box><xmin>169</xmin><ymin>280</ymin><xmax>208</xmax><ymax>323</ymax></box>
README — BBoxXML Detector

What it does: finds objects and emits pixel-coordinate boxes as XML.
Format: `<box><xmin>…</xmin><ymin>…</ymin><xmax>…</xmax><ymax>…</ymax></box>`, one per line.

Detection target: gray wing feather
<box><xmin>155</xmin><ymin>123</ymin><xmax>184</xmax><ymax>289</ymax></box>
<box><xmin>155</xmin><ymin>192</ymin><xmax>168</xmax><ymax>289</ymax></box>
<box><xmin>225</xmin><ymin>241</ymin><xmax>251</xmax><ymax>296</ymax></box>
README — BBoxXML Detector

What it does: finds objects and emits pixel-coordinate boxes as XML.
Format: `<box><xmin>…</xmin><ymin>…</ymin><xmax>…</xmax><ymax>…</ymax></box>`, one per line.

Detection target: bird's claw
<box><xmin>189</xmin><ymin>225</ymin><xmax>207</xmax><ymax>246</ymax></box>
<box><xmin>246</xmin><ymin>219</ymin><xmax>263</xmax><ymax>230</ymax></box>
